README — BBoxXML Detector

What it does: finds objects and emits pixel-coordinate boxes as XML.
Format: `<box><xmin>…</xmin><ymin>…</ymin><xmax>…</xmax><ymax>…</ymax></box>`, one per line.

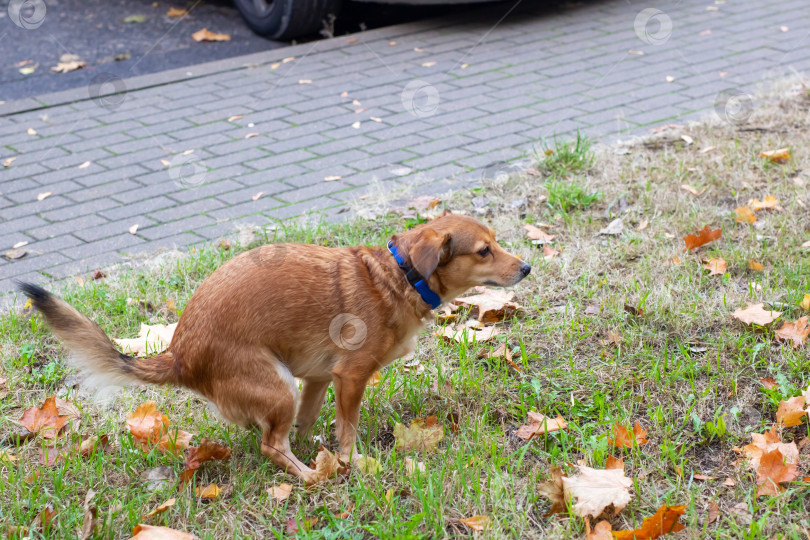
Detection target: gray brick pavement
<box><xmin>2</xmin><ymin>0</ymin><xmax>808</xmax><ymax>298</ymax></box>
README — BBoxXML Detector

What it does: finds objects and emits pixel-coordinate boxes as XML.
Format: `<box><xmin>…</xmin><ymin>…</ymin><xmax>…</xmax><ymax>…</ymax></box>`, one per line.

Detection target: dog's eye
<box><xmin>477</xmin><ymin>246</ymin><xmax>491</xmax><ymax>257</ymax></box>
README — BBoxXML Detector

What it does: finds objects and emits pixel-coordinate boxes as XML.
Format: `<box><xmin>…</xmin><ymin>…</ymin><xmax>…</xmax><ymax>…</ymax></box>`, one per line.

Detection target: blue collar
<box><xmin>387</xmin><ymin>242</ymin><xmax>442</xmax><ymax>309</ymax></box>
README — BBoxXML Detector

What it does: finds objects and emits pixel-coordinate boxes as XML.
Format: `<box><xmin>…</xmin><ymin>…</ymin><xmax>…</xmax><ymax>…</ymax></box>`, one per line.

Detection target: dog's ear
<box><xmin>409</xmin><ymin>229</ymin><xmax>452</xmax><ymax>279</ymax></box>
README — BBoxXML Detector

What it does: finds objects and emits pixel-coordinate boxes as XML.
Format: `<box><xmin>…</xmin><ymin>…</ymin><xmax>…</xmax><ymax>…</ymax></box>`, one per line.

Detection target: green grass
<box><xmin>2</xmin><ymin>89</ymin><xmax>810</xmax><ymax>538</ymax></box>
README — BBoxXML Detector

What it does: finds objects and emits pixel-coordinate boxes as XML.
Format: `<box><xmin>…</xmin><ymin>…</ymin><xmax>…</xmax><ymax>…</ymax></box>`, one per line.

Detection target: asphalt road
<box><xmin>0</xmin><ymin>0</ymin><xmax>457</xmax><ymax>101</ymax></box>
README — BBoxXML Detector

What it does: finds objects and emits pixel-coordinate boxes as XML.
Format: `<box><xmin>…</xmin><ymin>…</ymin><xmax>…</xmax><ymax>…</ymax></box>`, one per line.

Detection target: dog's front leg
<box><xmin>332</xmin><ymin>371</ymin><xmax>369</xmax><ymax>463</ymax></box>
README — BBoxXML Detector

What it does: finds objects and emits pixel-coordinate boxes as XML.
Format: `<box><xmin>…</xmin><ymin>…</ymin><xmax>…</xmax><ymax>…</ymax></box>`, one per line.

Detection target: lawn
<box><xmin>1</xmin><ymin>81</ymin><xmax>809</xmax><ymax>539</ymax></box>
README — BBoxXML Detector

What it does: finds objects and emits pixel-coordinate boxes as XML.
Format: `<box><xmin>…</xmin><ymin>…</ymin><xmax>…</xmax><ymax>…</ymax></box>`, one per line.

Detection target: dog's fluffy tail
<box><xmin>17</xmin><ymin>282</ymin><xmax>179</xmax><ymax>388</ymax></box>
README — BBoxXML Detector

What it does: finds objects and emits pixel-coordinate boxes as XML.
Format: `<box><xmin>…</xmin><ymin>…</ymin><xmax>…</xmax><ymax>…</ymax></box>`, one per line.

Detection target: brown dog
<box><xmin>19</xmin><ymin>213</ymin><xmax>530</xmax><ymax>484</ymax></box>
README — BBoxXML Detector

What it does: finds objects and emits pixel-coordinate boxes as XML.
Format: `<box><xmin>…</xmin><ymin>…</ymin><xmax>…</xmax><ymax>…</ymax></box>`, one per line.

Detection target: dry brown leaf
<box><xmin>194</xmin><ymin>483</ymin><xmax>221</xmax><ymax>499</ymax></box>
<box><xmin>756</xmin><ymin>448</ymin><xmax>799</xmax><ymax>496</ymax></box>
<box><xmin>166</xmin><ymin>7</ymin><xmax>188</xmax><ymax>17</ymax></box>
<box><xmin>113</xmin><ymin>322</ymin><xmax>177</xmax><ymax>357</ymax></box>
<box><xmin>181</xmin><ymin>439</ymin><xmax>232</xmax><ymax>482</ymax></box>
<box><xmin>268</xmin><ymin>483</ymin><xmax>292</xmax><ymax>502</ymax></box>
<box><xmin>702</xmin><ymin>258</ymin><xmax>727</xmax><ymax>276</ymax></box>
<box><xmin>586</xmin><ymin>519</ymin><xmax>614</xmax><ymax>539</ymax></box>
<box><xmin>561</xmin><ymin>466</ymin><xmax>633</xmax><ymax>518</ymax></box>
<box><xmin>731</xmin><ymin>303</ymin><xmax>781</xmax><ymax>326</ymax></box>
<box><xmin>79</xmin><ymin>490</ymin><xmax>97</xmax><ymax>540</ymax></box>
<box><xmin>131</xmin><ymin>524</ymin><xmax>197</xmax><ymax>539</ymax></box>
<box><xmin>693</xmin><ymin>473</ymin><xmax>715</xmax><ymax>481</ymax></box>
<box><xmin>748</xmin><ymin>195</ymin><xmax>781</xmax><ymax>211</ymax></box>
<box><xmin>740</xmin><ymin>425</ymin><xmax>799</xmax><ymax>470</ymax></box>
<box><xmin>609</xmin><ymin>421</ymin><xmax>649</xmax><ymax>448</ymax></box>
<box><xmin>158</xmin><ymin>429</ymin><xmax>192</xmax><ymax>455</ymax></box>
<box><xmin>775</xmin><ymin>316</ymin><xmax>809</xmax><ymax>348</ymax></box>
<box><xmin>683</xmin><ymin>225</ymin><xmax>721</xmax><ymax>251</ymax></box>
<box><xmin>478</xmin><ymin>342</ymin><xmax>521</xmax><ymax>371</ymax></box>
<box><xmin>127</xmin><ymin>402</ymin><xmax>170</xmax><ymax>446</ymax></box>
<box><xmin>306</xmin><ymin>446</ymin><xmax>344</xmax><ymax>485</ymax></box>
<box><xmin>515</xmin><ymin>412</ymin><xmax>567</xmax><ymax>440</ymax></box>
<box><xmin>285</xmin><ymin>516</ymin><xmax>318</xmax><ymax>535</ymax></box>
<box><xmin>191</xmin><ymin>28</ymin><xmax>230</xmax><ymax>42</ymax></box>
<box><xmin>538</xmin><ymin>467</ymin><xmax>566</xmax><ymax>516</ymax></box>
<box><xmin>612</xmin><ymin>504</ymin><xmax>686</xmax><ymax>539</ymax></box>
<box><xmin>748</xmin><ymin>260</ymin><xmax>765</xmax><ymax>272</ymax></box>
<box><xmin>605</xmin><ymin>455</ymin><xmax>624</xmax><ymax>470</ymax></box>
<box><xmin>454</xmin><ymin>287</ymin><xmax>521</xmax><ymax>322</ymax></box>
<box><xmin>457</xmin><ymin>515</ymin><xmax>490</xmax><ymax>531</ymax></box>
<box><xmin>393</xmin><ymin>416</ymin><xmax>444</xmax><ymax>452</ymax></box>
<box><xmin>142</xmin><ymin>498</ymin><xmax>176</xmax><ymax>519</ymax></box>
<box><xmin>775</xmin><ymin>395</ymin><xmax>807</xmax><ymax>427</ymax></box>
<box><xmin>707</xmin><ymin>501</ymin><xmax>720</xmax><ymax>524</ymax></box>
<box><xmin>78</xmin><ymin>434</ymin><xmax>111</xmax><ymax>457</ymax></box>
<box><xmin>18</xmin><ymin>396</ymin><xmax>70</xmax><ymax>440</ymax></box>
<box><xmin>722</xmin><ymin>477</ymin><xmax>736</xmax><ymax>486</ymax></box>
<box><xmin>759</xmin><ymin>377</ymin><xmax>778</xmax><ymax>389</ymax></box>
<box><xmin>761</xmin><ymin>148</ymin><xmax>790</xmax><ymax>162</ymax></box>
<box><xmin>436</xmin><ymin>325</ymin><xmax>499</xmax><ymax>344</ymax></box>
<box><xmin>524</xmin><ymin>223</ymin><xmax>555</xmax><ymax>244</ymax></box>
<box><xmin>543</xmin><ymin>244</ymin><xmax>559</xmax><ymax>261</ymax></box>
<box><xmin>735</xmin><ymin>206</ymin><xmax>757</xmax><ymax>223</ymax></box>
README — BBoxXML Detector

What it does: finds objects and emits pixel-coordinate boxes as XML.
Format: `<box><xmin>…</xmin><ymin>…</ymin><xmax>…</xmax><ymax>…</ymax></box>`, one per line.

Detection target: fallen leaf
<box><xmin>693</xmin><ymin>473</ymin><xmax>715</xmax><ymax>481</ymax></box>
<box><xmin>404</xmin><ymin>457</ymin><xmax>425</xmax><ymax>476</ymax></box>
<box><xmin>759</xmin><ymin>377</ymin><xmax>778</xmax><ymax>389</ymax></box>
<box><xmin>366</xmin><ymin>371</ymin><xmax>382</xmax><ymax>387</ymax></box>
<box><xmin>194</xmin><ymin>484</ymin><xmax>221</xmax><ymax>499</ymax></box>
<box><xmin>775</xmin><ymin>395</ymin><xmax>807</xmax><ymax>426</ymax></box>
<box><xmin>666</xmin><ymin>75</ymin><xmax>676</xmax><ymax>83</ymax></box>
<box><xmin>748</xmin><ymin>260</ymin><xmax>765</xmax><ymax>272</ymax></box>
<box><xmin>37</xmin><ymin>192</ymin><xmax>52</xmax><ymax>201</ymax></box>
<box><xmin>457</xmin><ymin>516</ymin><xmax>490</xmax><ymax>531</ymax></box>
<box><xmin>775</xmin><ymin>316</ymin><xmax>809</xmax><ymax>348</ymax></box>
<box><xmin>285</xmin><ymin>517</ymin><xmax>318</xmax><ymax>535</ymax></box>
<box><xmin>78</xmin><ymin>161</ymin><xmax>91</xmax><ymax>169</ymax></box>
<box><xmin>5</xmin><ymin>248</ymin><xmax>27</xmax><ymax>260</ymax></box>
<box><xmin>306</xmin><ymin>446</ymin><xmax>343</xmax><ymax>485</ymax></box>
<box><xmin>19</xmin><ymin>63</ymin><xmax>38</xmax><ymax>75</ymax></box>
<box><xmin>355</xmin><ymin>455</ymin><xmax>382</xmax><ymax>474</ymax></box>
<box><xmin>731</xmin><ymin>303</ymin><xmax>781</xmax><ymax>326</ymax></box>
<box><xmin>113</xmin><ymin>322</ymin><xmax>177</xmax><ymax>357</ymax></box>
<box><xmin>543</xmin><ymin>245</ymin><xmax>559</xmax><ymax>260</ymax></box>
<box><xmin>748</xmin><ymin>196</ymin><xmax>781</xmax><ymax>211</ymax></box>
<box><xmin>612</xmin><ymin>504</ymin><xmax>686</xmax><ymax>539</ymax></box>
<box><xmin>740</xmin><ymin>425</ymin><xmax>798</xmax><ymax>471</ymax></box>
<box><xmin>282</xmin><ymin>57</ymin><xmax>294</xmax><ymax>63</ymax></box>
<box><xmin>324</xmin><ymin>175</ymin><xmax>342</xmax><ymax>182</ymax></box>
<box><xmin>158</xmin><ymin>429</ymin><xmax>192</xmax><ymax>455</ymax></box>
<box><xmin>735</xmin><ymin>206</ymin><xmax>757</xmax><ymax>223</ymax></box>
<box><xmin>351</xmin><ymin>121</ymin><xmax>361</xmax><ymax>129</ymax></box>
<box><xmin>0</xmin><ymin>450</ymin><xmax>18</xmax><ymax>464</ymax></box>
<box><xmin>191</xmin><ymin>28</ymin><xmax>230</xmax><ymax>42</ymax></box>
<box><xmin>609</xmin><ymin>421</ymin><xmax>649</xmax><ymax>448</ymax></box>
<box><xmin>524</xmin><ymin>223</ymin><xmax>555</xmax><ymax>244</ymax></box>
<box><xmin>702</xmin><ymin>258</ymin><xmax>727</xmax><ymax>276</ymax></box>
<box><xmin>756</xmin><ymin>448</ymin><xmax>799</xmax><ymax>496</ymax></box>
<box><xmin>182</xmin><ymin>439</ymin><xmax>232</xmax><ymax>482</ymax></box>
<box><xmin>707</xmin><ymin>501</ymin><xmax>720</xmax><ymax>524</ymax></box>
<box><xmin>681</xmin><ymin>184</ymin><xmax>703</xmax><ymax>195</ymax></box>
<box><xmin>78</xmin><ymin>434</ymin><xmax>111</xmax><ymax>457</ymax></box>
<box><xmin>454</xmin><ymin>287</ymin><xmax>521</xmax><ymax>323</ymax></box>
<box><xmin>605</xmin><ymin>456</ymin><xmax>624</xmax><ymax>470</ymax></box>
<box><xmin>129</xmin><ymin>224</ymin><xmax>139</xmax><ymax>234</ymax></box>
<box><xmin>436</xmin><ymin>325</ymin><xmax>499</xmax><ymax>344</ymax></box>
<box><xmin>683</xmin><ymin>225</ymin><xmax>721</xmax><ymax>251</ymax></box>
<box><xmin>761</xmin><ymin>148</ymin><xmax>790</xmax><ymax>162</ymax></box>
<box><xmin>130</xmin><ymin>524</ymin><xmax>197</xmax><ymax>539</ymax></box>
<box><xmin>142</xmin><ymin>498</ymin><xmax>176</xmax><ymax>519</ymax></box>
<box><xmin>244</xmin><ymin>133</ymin><xmax>259</xmax><ymax>139</ymax></box>
<box><xmin>393</xmin><ymin>416</ymin><xmax>444</xmax><ymax>452</ymax></box>
<box><xmin>227</xmin><ymin>115</ymin><xmax>243</xmax><ymax>122</ymax></box>
<box><xmin>801</xmin><ymin>294</ymin><xmax>810</xmax><ymax>311</ymax></box>
<box><xmin>515</xmin><ymin>412</ymin><xmax>567</xmax><ymax>440</ymax></box>
<box><xmin>166</xmin><ymin>7</ymin><xmax>188</xmax><ymax>17</ymax></box>
<box><xmin>251</xmin><ymin>192</ymin><xmax>263</xmax><ymax>201</ymax></box>
<box><xmin>268</xmin><ymin>483</ymin><xmax>292</xmax><ymax>502</ymax></box>
<box><xmin>561</xmin><ymin>466</ymin><xmax>633</xmax><ymax>518</ymax></box>
<box><xmin>586</xmin><ymin>520</ymin><xmax>614</xmax><ymax>539</ymax></box>
<box><xmin>127</xmin><ymin>402</ymin><xmax>170</xmax><ymax>446</ymax></box>
<box><xmin>32</xmin><ymin>505</ymin><xmax>56</xmax><ymax>533</ymax></box>
<box><xmin>79</xmin><ymin>490</ymin><xmax>97</xmax><ymax>540</ymax></box>
<box><xmin>18</xmin><ymin>396</ymin><xmax>70</xmax><ymax>440</ymax></box>
<box><xmin>538</xmin><ymin>467</ymin><xmax>567</xmax><ymax>516</ymax></box>
<box><xmin>722</xmin><ymin>477</ymin><xmax>736</xmax><ymax>486</ymax></box>
<box><xmin>39</xmin><ymin>446</ymin><xmax>66</xmax><ymax>466</ymax></box>
<box><xmin>599</xmin><ymin>218</ymin><xmax>624</xmax><ymax>235</ymax></box>
<box><xmin>4</xmin><ymin>157</ymin><xmax>17</xmax><ymax>166</ymax></box>
<box><xmin>51</xmin><ymin>60</ymin><xmax>86</xmax><ymax>73</ymax></box>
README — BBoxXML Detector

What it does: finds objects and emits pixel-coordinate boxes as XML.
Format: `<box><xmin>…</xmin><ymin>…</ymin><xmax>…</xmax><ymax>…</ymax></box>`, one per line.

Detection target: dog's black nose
<box><xmin>520</xmin><ymin>263</ymin><xmax>531</xmax><ymax>277</ymax></box>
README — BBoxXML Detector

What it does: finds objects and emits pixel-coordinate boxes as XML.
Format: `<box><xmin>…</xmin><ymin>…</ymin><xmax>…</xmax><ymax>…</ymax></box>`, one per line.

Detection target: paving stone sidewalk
<box><xmin>1</xmin><ymin>0</ymin><xmax>809</xmax><ymax>296</ymax></box>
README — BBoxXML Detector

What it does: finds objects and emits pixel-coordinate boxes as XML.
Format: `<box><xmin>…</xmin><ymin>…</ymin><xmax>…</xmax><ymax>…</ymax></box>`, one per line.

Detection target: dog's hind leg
<box><xmin>295</xmin><ymin>379</ymin><xmax>330</xmax><ymax>440</ymax></box>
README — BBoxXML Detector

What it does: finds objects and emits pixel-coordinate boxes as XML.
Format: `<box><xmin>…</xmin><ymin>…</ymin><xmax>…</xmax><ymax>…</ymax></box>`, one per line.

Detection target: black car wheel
<box><xmin>233</xmin><ymin>0</ymin><xmax>341</xmax><ymax>40</ymax></box>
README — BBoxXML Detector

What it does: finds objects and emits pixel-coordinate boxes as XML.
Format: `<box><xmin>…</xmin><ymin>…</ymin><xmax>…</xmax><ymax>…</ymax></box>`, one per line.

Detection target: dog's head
<box><xmin>390</xmin><ymin>213</ymin><xmax>531</xmax><ymax>300</ymax></box>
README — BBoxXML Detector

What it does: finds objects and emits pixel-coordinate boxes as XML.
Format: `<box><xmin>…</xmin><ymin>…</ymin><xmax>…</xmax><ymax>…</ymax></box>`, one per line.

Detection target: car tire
<box><xmin>233</xmin><ymin>0</ymin><xmax>341</xmax><ymax>40</ymax></box>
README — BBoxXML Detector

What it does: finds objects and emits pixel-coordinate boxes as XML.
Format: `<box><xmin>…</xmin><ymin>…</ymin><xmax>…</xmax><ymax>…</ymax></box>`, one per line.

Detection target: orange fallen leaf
<box><xmin>775</xmin><ymin>316</ymin><xmax>809</xmax><ymax>348</ymax></box>
<box><xmin>194</xmin><ymin>483</ymin><xmax>221</xmax><ymax>499</ymax></box>
<box><xmin>268</xmin><ymin>483</ymin><xmax>293</xmax><ymax>502</ymax></box>
<box><xmin>800</xmin><ymin>294</ymin><xmax>810</xmax><ymax>311</ymax></box>
<box><xmin>181</xmin><ymin>438</ymin><xmax>232</xmax><ymax>482</ymax></box>
<box><xmin>130</xmin><ymin>524</ymin><xmax>197</xmax><ymax>539</ymax></box>
<box><xmin>740</xmin><ymin>425</ymin><xmax>799</xmax><ymax>471</ymax></box>
<box><xmin>748</xmin><ymin>260</ymin><xmax>765</xmax><ymax>272</ymax></box>
<box><xmin>478</xmin><ymin>342</ymin><xmax>521</xmax><ymax>371</ymax></box>
<box><xmin>702</xmin><ymin>258</ymin><xmax>727</xmax><ymax>276</ymax></box>
<box><xmin>142</xmin><ymin>498</ymin><xmax>176</xmax><ymax>519</ymax></box>
<box><xmin>761</xmin><ymin>148</ymin><xmax>790</xmax><ymax>162</ymax></box>
<box><xmin>609</xmin><ymin>421</ymin><xmax>649</xmax><ymax>448</ymax></box>
<box><xmin>538</xmin><ymin>467</ymin><xmax>566</xmax><ymax>516</ymax></box>
<box><xmin>191</xmin><ymin>28</ymin><xmax>230</xmax><ymax>42</ymax></box>
<box><xmin>605</xmin><ymin>455</ymin><xmax>624</xmax><ymax>470</ymax></box>
<box><xmin>735</xmin><ymin>206</ymin><xmax>757</xmax><ymax>223</ymax></box>
<box><xmin>612</xmin><ymin>504</ymin><xmax>686</xmax><ymax>539</ymax></box>
<box><xmin>306</xmin><ymin>446</ymin><xmax>345</xmax><ymax>485</ymax></box>
<box><xmin>683</xmin><ymin>225</ymin><xmax>721</xmax><ymax>251</ymax></box>
<box><xmin>127</xmin><ymin>402</ymin><xmax>170</xmax><ymax>446</ymax></box>
<box><xmin>775</xmin><ymin>395</ymin><xmax>807</xmax><ymax>427</ymax></box>
<box><xmin>543</xmin><ymin>244</ymin><xmax>559</xmax><ymax>261</ymax></box>
<box><xmin>457</xmin><ymin>515</ymin><xmax>491</xmax><ymax>531</ymax></box>
<box><xmin>524</xmin><ymin>223</ymin><xmax>555</xmax><ymax>244</ymax></box>
<box><xmin>756</xmin><ymin>448</ymin><xmax>799</xmax><ymax>496</ymax></box>
<box><xmin>731</xmin><ymin>303</ymin><xmax>781</xmax><ymax>326</ymax></box>
<box><xmin>748</xmin><ymin>195</ymin><xmax>781</xmax><ymax>211</ymax></box>
<box><xmin>19</xmin><ymin>396</ymin><xmax>70</xmax><ymax>440</ymax></box>
<box><xmin>515</xmin><ymin>412</ymin><xmax>567</xmax><ymax>440</ymax></box>
<box><xmin>561</xmin><ymin>465</ymin><xmax>633</xmax><ymax>518</ymax></box>
<box><xmin>707</xmin><ymin>501</ymin><xmax>720</xmax><ymax>524</ymax></box>
<box><xmin>759</xmin><ymin>377</ymin><xmax>778</xmax><ymax>389</ymax></box>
